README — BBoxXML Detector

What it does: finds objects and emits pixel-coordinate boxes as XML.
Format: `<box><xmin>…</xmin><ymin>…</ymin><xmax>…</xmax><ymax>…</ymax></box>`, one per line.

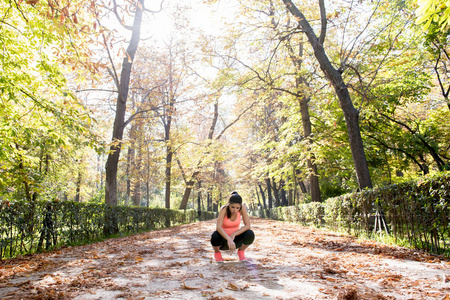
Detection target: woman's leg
<box><xmin>211</xmin><ymin>231</ymin><xmax>225</xmax><ymax>262</ymax></box>
<box><xmin>210</xmin><ymin>231</ymin><xmax>225</xmax><ymax>252</ymax></box>
<box><xmin>233</xmin><ymin>229</ymin><xmax>255</xmax><ymax>250</ymax></box>
<box><xmin>233</xmin><ymin>230</ymin><xmax>255</xmax><ymax>261</ymax></box>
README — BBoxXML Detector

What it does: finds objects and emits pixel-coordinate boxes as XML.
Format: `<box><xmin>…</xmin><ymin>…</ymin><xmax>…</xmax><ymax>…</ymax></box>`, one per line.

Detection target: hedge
<box><xmin>251</xmin><ymin>172</ymin><xmax>450</xmax><ymax>256</ymax></box>
<box><xmin>0</xmin><ymin>200</ymin><xmax>215</xmax><ymax>260</ymax></box>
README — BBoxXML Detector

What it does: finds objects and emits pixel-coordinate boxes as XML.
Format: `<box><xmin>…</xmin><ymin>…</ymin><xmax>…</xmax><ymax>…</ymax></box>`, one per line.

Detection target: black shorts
<box><xmin>210</xmin><ymin>229</ymin><xmax>255</xmax><ymax>250</ymax></box>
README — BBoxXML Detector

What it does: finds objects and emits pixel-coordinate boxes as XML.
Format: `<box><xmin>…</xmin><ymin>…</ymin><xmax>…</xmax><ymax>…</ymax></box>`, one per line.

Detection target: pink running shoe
<box><xmin>238</xmin><ymin>250</ymin><xmax>246</xmax><ymax>261</ymax></box>
<box><xmin>214</xmin><ymin>252</ymin><xmax>224</xmax><ymax>263</ymax></box>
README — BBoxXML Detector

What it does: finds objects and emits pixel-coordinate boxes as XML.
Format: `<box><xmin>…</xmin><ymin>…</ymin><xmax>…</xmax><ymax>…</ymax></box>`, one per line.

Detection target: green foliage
<box><xmin>251</xmin><ymin>172</ymin><xmax>450</xmax><ymax>256</ymax></box>
<box><xmin>0</xmin><ymin>0</ymin><xmax>99</xmax><ymax>201</ymax></box>
<box><xmin>320</xmin><ymin>179</ymin><xmax>349</xmax><ymax>200</ymax></box>
<box><xmin>415</xmin><ymin>0</ymin><xmax>450</xmax><ymax>31</ymax></box>
<box><xmin>0</xmin><ymin>199</ymin><xmax>215</xmax><ymax>260</ymax></box>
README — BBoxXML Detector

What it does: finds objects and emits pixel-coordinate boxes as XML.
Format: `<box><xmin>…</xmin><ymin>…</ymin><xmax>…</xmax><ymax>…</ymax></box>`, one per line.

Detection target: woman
<box><xmin>210</xmin><ymin>191</ymin><xmax>255</xmax><ymax>263</ymax></box>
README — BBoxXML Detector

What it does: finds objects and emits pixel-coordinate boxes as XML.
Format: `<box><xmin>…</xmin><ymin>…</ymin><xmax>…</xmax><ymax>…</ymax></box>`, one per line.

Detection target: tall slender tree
<box><xmin>102</xmin><ymin>0</ymin><xmax>165</xmax><ymax>234</ymax></box>
<box><xmin>103</xmin><ymin>0</ymin><xmax>161</xmax><ymax>208</ymax></box>
<box><xmin>282</xmin><ymin>0</ymin><xmax>373</xmax><ymax>190</ymax></box>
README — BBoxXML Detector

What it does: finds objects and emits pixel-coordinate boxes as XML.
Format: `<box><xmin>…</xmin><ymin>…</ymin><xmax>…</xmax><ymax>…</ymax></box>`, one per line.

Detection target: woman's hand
<box><xmin>227</xmin><ymin>238</ymin><xmax>236</xmax><ymax>250</ymax></box>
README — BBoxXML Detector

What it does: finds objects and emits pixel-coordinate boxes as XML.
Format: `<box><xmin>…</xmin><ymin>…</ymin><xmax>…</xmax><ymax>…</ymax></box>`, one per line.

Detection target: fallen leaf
<box><xmin>201</xmin><ymin>290</ymin><xmax>216</xmax><ymax>296</ymax></box>
<box><xmin>226</xmin><ymin>282</ymin><xmax>239</xmax><ymax>291</ymax></box>
<box><xmin>180</xmin><ymin>282</ymin><xmax>199</xmax><ymax>290</ymax></box>
<box><xmin>326</xmin><ymin>277</ymin><xmax>338</xmax><ymax>282</ymax></box>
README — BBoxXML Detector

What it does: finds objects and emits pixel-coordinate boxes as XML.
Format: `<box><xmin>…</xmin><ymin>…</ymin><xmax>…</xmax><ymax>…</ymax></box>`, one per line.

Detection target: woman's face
<box><xmin>229</xmin><ymin>203</ymin><xmax>241</xmax><ymax>214</ymax></box>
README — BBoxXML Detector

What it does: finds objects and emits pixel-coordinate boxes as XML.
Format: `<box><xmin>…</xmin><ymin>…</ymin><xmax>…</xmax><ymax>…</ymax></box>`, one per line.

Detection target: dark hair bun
<box><xmin>229</xmin><ymin>191</ymin><xmax>242</xmax><ymax>204</ymax></box>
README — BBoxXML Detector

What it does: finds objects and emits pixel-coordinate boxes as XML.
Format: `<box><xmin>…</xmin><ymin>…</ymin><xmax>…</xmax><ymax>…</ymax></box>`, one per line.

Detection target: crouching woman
<box><xmin>210</xmin><ymin>191</ymin><xmax>255</xmax><ymax>263</ymax></box>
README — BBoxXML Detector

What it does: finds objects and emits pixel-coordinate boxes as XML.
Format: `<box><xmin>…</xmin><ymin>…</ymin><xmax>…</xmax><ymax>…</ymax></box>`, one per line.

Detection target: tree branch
<box><xmin>111</xmin><ymin>0</ymin><xmax>132</xmax><ymax>30</ymax></box>
<box><xmin>76</xmin><ymin>88</ymin><xmax>118</xmax><ymax>93</ymax></box>
<box><xmin>215</xmin><ymin>100</ymin><xmax>258</xmax><ymax>141</ymax></box>
<box><xmin>318</xmin><ymin>0</ymin><xmax>326</xmax><ymax>45</ymax></box>
<box><xmin>379</xmin><ymin>112</ymin><xmax>447</xmax><ymax>170</ymax></box>
<box><xmin>143</xmin><ymin>0</ymin><xmax>165</xmax><ymax>13</ymax></box>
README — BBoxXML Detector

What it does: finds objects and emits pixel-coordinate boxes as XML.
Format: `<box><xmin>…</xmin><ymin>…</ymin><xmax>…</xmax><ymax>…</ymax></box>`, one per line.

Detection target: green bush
<box><xmin>0</xmin><ymin>200</ymin><xmax>215</xmax><ymax>260</ymax></box>
<box><xmin>251</xmin><ymin>172</ymin><xmax>450</xmax><ymax>256</ymax></box>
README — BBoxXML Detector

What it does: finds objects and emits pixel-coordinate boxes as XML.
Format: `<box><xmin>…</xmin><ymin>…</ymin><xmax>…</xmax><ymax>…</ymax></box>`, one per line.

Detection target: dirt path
<box><xmin>1</xmin><ymin>218</ymin><xmax>449</xmax><ymax>300</ymax></box>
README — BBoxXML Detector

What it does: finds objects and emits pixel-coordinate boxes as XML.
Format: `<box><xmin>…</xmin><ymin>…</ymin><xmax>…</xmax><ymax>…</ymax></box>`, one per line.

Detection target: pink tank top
<box><xmin>222</xmin><ymin>211</ymin><xmax>241</xmax><ymax>236</ymax></box>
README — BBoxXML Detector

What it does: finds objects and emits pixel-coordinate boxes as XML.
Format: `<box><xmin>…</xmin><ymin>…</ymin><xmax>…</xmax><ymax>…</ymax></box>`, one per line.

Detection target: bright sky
<box><xmin>144</xmin><ymin>0</ymin><xmax>239</xmax><ymax>40</ymax></box>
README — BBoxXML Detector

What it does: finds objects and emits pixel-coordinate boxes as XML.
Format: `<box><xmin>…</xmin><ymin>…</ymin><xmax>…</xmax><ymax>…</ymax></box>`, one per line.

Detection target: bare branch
<box><xmin>12</xmin><ymin>0</ymin><xmax>28</xmax><ymax>22</ymax></box>
<box><xmin>366</xmin><ymin>132</ymin><xmax>427</xmax><ymax>174</ymax></box>
<box><xmin>432</xmin><ymin>46</ymin><xmax>450</xmax><ymax>105</ymax></box>
<box><xmin>341</xmin><ymin>0</ymin><xmax>382</xmax><ymax>70</ymax></box>
<box><xmin>124</xmin><ymin>108</ymin><xmax>154</xmax><ymax>128</ymax></box>
<box><xmin>111</xmin><ymin>0</ymin><xmax>132</xmax><ymax>30</ymax></box>
<box><xmin>176</xmin><ymin>158</ymin><xmax>187</xmax><ymax>183</ymax></box>
<box><xmin>0</xmin><ymin>19</ymin><xmax>23</xmax><ymax>33</ymax></box>
<box><xmin>215</xmin><ymin>100</ymin><xmax>258</xmax><ymax>141</ymax></box>
<box><xmin>143</xmin><ymin>0</ymin><xmax>165</xmax><ymax>13</ymax></box>
<box><xmin>102</xmin><ymin>32</ymin><xmax>121</xmax><ymax>93</ymax></box>
<box><xmin>379</xmin><ymin>112</ymin><xmax>447</xmax><ymax>169</ymax></box>
<box><xmin>318</xmin><ymin>0</ymin><xmax>326</xmax><ymax>45</ymax></box>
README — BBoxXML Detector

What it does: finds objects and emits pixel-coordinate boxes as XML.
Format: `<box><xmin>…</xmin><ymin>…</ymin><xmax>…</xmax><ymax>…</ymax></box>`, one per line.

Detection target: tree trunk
<box><xmin>74</xmin><ymin>164</ymin><xmax>82</xmax><ymax>202</ymax></box>
<box><xmin>288</xmin><ymin>188</ymin><xmax>293</xmax><ymax>206</ymax></box>
<box><xmin>180</xmin><ymin>179</ymin><xmax>195</xmax><ymax>209</ymax></box>
<box><xmin>17</xmin><ymin>147</ymin><xmax>32</xmax><ymax>202</ymax></box>
<box><xmin>197</xmin><ymin>181</ymin><xmax>202</xmax><ymax>216</ymax></box>
<box><xmin>146</xmin><ymin>146</ymin><xmax>150</xmax><ymax>207</ymax></box>
<box><xmin>280</xmin><ymin>188</ymin><xmax>287</xmax><ymax>206</ymax></box>
<box><xmin>98</xmin><ymin>154</ymin><xmax>104</xmax><ymax>191</ymax></box>
<box><xmin>301</xmin><ymin>95</ymin><xmax>322</xmax><ymax>202</ymax></box>
<box><xmin>104</xmin><ymin>0</ymin><xmax>144</xmax><ymax>236</ymax></box>
<box><xmin>179</xmin><ymin>169</ymin><xmax>199</xmax><ymax>209</ymax></box>
<box><xmin>271</xmin><ymin>178</ymin><xmax>280</xmax><ymax>207</ymax></box>
<box><xmin>207</xmin><ymin>191</ymin><xmax>212</xmax><ymax>211</ymax></box>
<box><xmin>126</xmin><ymin>122</ymin><xmax>136</xmax><ymax>205</ymax></box>
<box><xmin>165</xmin><ymin>147</ymin><xmax>173</xmax><ymax>209</ymax></box>
<box><xmin>280</xmin><ymin>180</ymin><xmax>288</xmax><ymax>206</ymax></box>
<box><xmin>132</xmin><ymin>144</ymin><xmax>142</xmax><ymax>206</ymax></box>
<box><xmin>258</xmin><ymin>184</ymin><xmax>267</xmax><ymax>209</ymax></box>
<box><xmin>299</xmin><ymin>180</ymin><xmax>307</xmax><ymax>194</ymax></box>
<box><xmin>283</xmin><ymin>0</ymin><xmax>372</xmax><ymax>190</ymax></box>
<box><xmin>179</xmin><ymin>102</ymin><xmax>219</xmax><ymax>209</ymax></box>
<box><xmin>105</xmin><ymin>0</ymin><xmax>145</xmax><ymax>207</ymax></box>
<box><xmin>126</xmin><ymin>145</ymin><xmax>132</xmax><ymax>203</ymax></box>
<box><xmin>192</xmin><ymin>185</ymin><xmax>196</xmax><ymax>210</ymax></box>
<box><xmin>163</xmin><ymin>43</ymin><xmax>180</xmax><ymax>209</ymax></box>
<box><xmin>271</xmin><ymin>1</ymin><xmax>322</xmax><ymax>201</ymax></box>
<box><xmin>163</xmin><ymin>93</ymin><xmax>174</xmax><ymax>209</ymax></box>
<box><xmin>146</xmin><ymin>180</ymin><xmax>150</xmax><ymax>208</ymax></box>
<box><xmin>255</xmin><ymin>185</ymin><xmax>262</xmax><ymax>208</ymax></box>
<box><xmin>265</xmin><ymin>178</ymin><xmax>273</xmax><ymax>209</ymax></box>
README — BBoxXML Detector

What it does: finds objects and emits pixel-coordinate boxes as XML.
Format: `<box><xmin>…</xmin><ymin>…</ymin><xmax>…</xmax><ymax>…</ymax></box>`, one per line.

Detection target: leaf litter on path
<box><xmin>0</xmin><ymin>218</ymin><xmax>449</xmax><ymax>299</ymax></box>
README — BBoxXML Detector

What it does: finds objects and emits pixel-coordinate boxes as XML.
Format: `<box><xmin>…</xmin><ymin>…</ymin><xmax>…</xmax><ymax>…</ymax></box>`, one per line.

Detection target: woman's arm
<box><xmin>216</xmin><ymin>205</ymin><xmax>236</xmax><ymax>250</ymax></box>
<box><xmin>216</xmin><ymin>206</ymin><xmax>231</xmax><ymax>239</ymax></box>
<box><xmin>229</xmin><ymin>204</ymin><xmax>251</xmax><ymax>239</ymax></box>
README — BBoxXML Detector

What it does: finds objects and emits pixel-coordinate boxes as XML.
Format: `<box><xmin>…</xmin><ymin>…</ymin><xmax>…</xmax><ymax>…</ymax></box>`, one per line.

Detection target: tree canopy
<box><xmin>0</xmin><ymin>0</ymin><xmax>448</xmax><ymax>210</ymax></box>
<box><xmin>0</xmin><ymin>0</ymin><xmax>98</xmax><ymax>201</ymax></box>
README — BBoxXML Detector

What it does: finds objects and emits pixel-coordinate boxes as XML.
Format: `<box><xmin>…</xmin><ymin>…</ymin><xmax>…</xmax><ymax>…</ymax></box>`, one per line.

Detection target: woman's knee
<box><xmin>243</xmin><ymin>229</ymin><xmax>255</xmax><ymax>245</ymax></box>
<box><xmin>210</xmin><ymin>231</ymin><xmax>223</xmax><ymax>246</ymax></box>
